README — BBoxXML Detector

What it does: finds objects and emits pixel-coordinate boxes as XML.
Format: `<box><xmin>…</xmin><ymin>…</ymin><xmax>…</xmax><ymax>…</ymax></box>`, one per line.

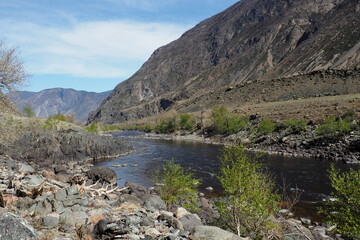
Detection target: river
<box><xmin>95</xmin><ymin>131</ymin><xmax>357</xmax><ymax>220</ymax></box>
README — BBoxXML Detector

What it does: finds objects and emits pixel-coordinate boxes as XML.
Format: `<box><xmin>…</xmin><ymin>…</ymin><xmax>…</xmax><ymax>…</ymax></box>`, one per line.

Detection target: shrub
<box><xmin>42</xmin><ymin>117</ymin><xmax>56</xmax><ymax>130</ymax></box>
<box><xmin>155</xmin><ymin>159</ymin><xmax>201</xmax><ymax>211</ymax></box>
<box><xmin>85</xmin><ymin>122</ymin><xmax>99</xmax><ymax>133</ymax></box>
<box><xmin>319</xmin><ymin>165</ymin><xmax>360</xmax><ymax>239</ymax></box>
<box><xmin>23</xmin><ymin>105</ymin><xmax>35</xmax><ymax>118</ymax></box>
<box><xmin>258</xmin><ymin>118</ymin><xmax>276</xmax><ymax>135</ymax></box>
<box><xmin>179</xmin><ymin>113</ymin><xmax>194</xmax><ymax>131</ymax></box>
<box><xmin>316</xmin><ymin>117</ymin><xmax>352</xmax><ymax>137</ymax></box>
<box><xmin>283</xmin><ymin>119</ymin><xmax>307</xmax><ymax>133</ymax></box>
<box><xmin>211</xmin><ymin>106</ymin><xmax>248</xmax><ymax>135</ymax></box>
<box><xmin>216</xmin><ymin>144</ymin><xmax>280</xmax><ymax>239</ymax></box>
<box><xmin>156</xmin><ymin>117</ymin><xmax>177</xmax><ymax>134</ymax></box>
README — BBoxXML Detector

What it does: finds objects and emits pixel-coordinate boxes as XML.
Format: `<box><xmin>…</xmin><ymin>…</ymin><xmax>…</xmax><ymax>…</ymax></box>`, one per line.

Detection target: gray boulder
<box><xmin>144</xmin><ymin>196</ymin><xmax>167</xmax><ymax>212</ymax></box>
<box><xmin>191</xmin><ymin>226</ymin><xmax>245</xmax><ymax>240</ymax></box>
<box><xmin>86</xmin><ymin>166</ymin><xmax>117</xmax><ymax>185</ymax></box>
<box><xmin>0</xmin><ymin>213</ymin><xmax>38</xmax><ymax>240</ymax></box>
<box><xmin>179</xmin><ymin>214</ymin><xmax>203</xmax><ymax>232</ymax></box>
<box><xmin>18</xmin><ymin>163</ymin><xmax>35</xmax><ymax>174</ymax></box>
<box><xmin>282</xmin><ymin>219</ymin><xmax>315</xmax><ymax>240</ymax></box>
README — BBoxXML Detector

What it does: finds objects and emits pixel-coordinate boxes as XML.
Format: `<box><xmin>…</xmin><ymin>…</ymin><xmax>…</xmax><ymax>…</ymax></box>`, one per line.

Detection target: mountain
<box><xmin>88</xmin><ymin>0</ymin><xmax>360</xmax><ymax>124</ymax></box>
<box><xmin>9</xmin><ymin>88</ymin><xmax>110</xmax><ymax>122</ymax></box>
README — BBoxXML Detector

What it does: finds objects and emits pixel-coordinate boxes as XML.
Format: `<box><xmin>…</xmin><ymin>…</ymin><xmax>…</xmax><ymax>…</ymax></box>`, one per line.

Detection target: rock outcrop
<box><xmin>88</xmin><ymin>0</ymin><xmax>360</xmax><ymax>124</ymax></box>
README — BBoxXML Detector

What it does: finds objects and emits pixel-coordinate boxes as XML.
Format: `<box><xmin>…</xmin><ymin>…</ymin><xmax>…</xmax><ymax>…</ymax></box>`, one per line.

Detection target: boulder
<box><xmin>0</xmin><ymin>213</ymin><xmax>38</xmax><ymax>240</ymax></box>
<box><xmin>191</xmin><ymin>225</ymin><xmax>246</xmax><ymax>240</ymax></box>
<box><xmin>54</xmin><ymin>165</ymin><xmax>67</xmax><ymax>174</ymax></box>
<box><xmin>125</xmin><ymin>181</ymin><xmax>148</xmax><ymax>197</ymax></box>
<box><xmin>282</xmin><ymin>219</ymin><xmax>315</xmax><ymax>240</ymax></box>
<box><xmin>86</xmin><ymin>166</ymin><xmax>117</xmax><ymax>185</ymax></box>
<box><xmin>144</xmin><ymin>196</ymin><xmax>167</xmax><ymax>212</ymax></box>
<box><xmin>115</xmin><ymin>194</ymin><xmax>143</xmax><ymax>209</ymax></box>
<box><xmin>18</xmin><ymin>164</ymin><xmax>35</xmax><ymax>174</ymax></box>
<box><xmin>179</xmin><ymin>214</ymin><xmax>203</xmax><ymax>232</ymax></box>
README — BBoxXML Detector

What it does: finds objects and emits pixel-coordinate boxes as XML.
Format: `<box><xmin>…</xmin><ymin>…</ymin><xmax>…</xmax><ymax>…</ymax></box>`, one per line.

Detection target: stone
<box><xmin>60</xmin><ymin>211</ymin><xmax>89</xmax><ymax>227</ymax></box>
<box><xmin>42</xmin><ymin>213</ymin><xmax>60</xmax><ymax>229</ymax></box>
<box><xmin>19</xmin><ymin>163</ymin><xmax>35</xmax><ymax>174</ymax></box>
<box><xmin>191</xmin><ymin>226</ymin><xmax>245</xmax><ymax>240</ymax></box>
<box><xmin>86</xmin><ymin>166</ymin><xmax>117</xmax><ymax>185</ymax></box>
<box><xmin>175</xmin><ymin>207</ymin><xmax>191</xmax><ymax>219</ymax></box>
<box><xmin>300</xmin><ymin>217</ymin><xmax>311</xmax><ymax>225</ymax></box>
<box><xmin>0</xmin><ymin>213</ymin><xmax>38</xmax><ymax>239</ymax></box>
<box><xmin>145</xmin><ymin>228</ymin><xmax>161</xmax><ymax>238</ymax></box>
<box><xmin>115</xmin><ymin>194</ymin><xmax>143</xmax><ymax>209</ymax></box>
<box><xmin>125</xmin><ymin>181</ymin><xmax>148</xmax><ymax>197</ymax></box>
<box><xmin>179</xmin><ymin>214</ymin><xmax>203</xmax><ymax>232</ymax></box>
<box><xmin>54</xmin><ymin>165</ymin><xmax>67</xmax><ymax>174</ymax></box>
<box><xmin>144</xmin><ymin>196</ymin><xmax>167</xmax><ymax>212</ymax></box>
<box><xmin>282</xmin><ymin>219</ymin><xmax>315</xmax><ymax>240</ymax></box>
<box><xmin>22</xmin><ymin>175</ymin><xmax>44</xmax><ymax>187</ymax></box>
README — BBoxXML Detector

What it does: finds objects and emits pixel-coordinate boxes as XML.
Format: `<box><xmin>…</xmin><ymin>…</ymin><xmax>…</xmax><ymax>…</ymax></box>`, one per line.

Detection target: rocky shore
<box><xmin>127</xmin><ymin>126</ymin><xmax>360</xmax><ymax>164</ymax></box>
<box><xmin>0</xmin><ymin>154</ymin><xmax>340</xmax><ymax>240</ymax></box>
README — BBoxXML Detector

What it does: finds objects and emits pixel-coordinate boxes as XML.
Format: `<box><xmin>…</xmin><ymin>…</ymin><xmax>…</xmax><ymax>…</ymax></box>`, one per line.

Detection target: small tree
<box><xmin>179</xmin><ymin>113</ymin><xmax>194</xmax><ymax>131</ymax></box>
<box><xmin>23</xmin><ymin>104</ymin><xmax>35</xmax><ymax>118</ymax></box>
<box><xmin>0</xmin><ymin>41</ymin><xmax>30</xmax><ymax>94</ymax></box>
<box><xmin>217</xmin><ymin>144</ymin><xmax>280</xmax><ymax>239</ymax></box>
<box><xmin>155</xmin><ymin>159</ymin><xmax>201</xmax><ymax>211</ymax></box>
<box><xmin>319</xmin><ymin>165</ymin><xmax>360</xmax><ymax>239</ymax></box>
<box><xmin>316</xmin><ymin>117</ymin><xmax>352</xmax><ymax>137</ymax></box>
<box><xmin>211</xmin><ymin>106</ymin><xmax>248</xmax><ymax>135</ymax></box>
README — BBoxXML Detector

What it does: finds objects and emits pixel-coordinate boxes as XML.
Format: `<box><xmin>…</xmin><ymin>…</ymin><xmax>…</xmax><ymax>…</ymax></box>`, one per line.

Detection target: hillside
<box><xmin>9</xmin><ymin>88</ymin><xmax>110</xmax><ymax>122</ymax></box>
<box><xmin>88</xmin><ymin>0</ymin><xmax>360</xmax><ymax>124</ymax></box>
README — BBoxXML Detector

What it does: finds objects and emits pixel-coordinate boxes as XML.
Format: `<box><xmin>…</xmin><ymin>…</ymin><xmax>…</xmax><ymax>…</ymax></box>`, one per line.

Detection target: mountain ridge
<box><xmin>88</xmin><ymin>0</ymin><xmax>360</xmax><ymax>124</ymax></box>
<box><xmin>9</xmin><ymin>88</ymin><xmax>110</xmax><ymax>122</ymax></box>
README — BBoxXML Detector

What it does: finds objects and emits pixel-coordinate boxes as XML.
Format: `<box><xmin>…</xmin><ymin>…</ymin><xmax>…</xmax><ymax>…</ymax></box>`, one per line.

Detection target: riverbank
<box><xmin>120</xmin><ymin>125</ymin><xmax>360</xmax><ymax>164</ymax></box>
<box><xmin>0</xmin><ymin>154</ymin><xmax>339</xmax><ymax>239</ymax></box>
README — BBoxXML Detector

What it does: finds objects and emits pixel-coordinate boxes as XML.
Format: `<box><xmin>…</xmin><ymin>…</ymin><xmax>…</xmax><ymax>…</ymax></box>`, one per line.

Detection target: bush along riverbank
<box><xmin>102</xmin><ymin>107</ymin><xmax>360</xmax><ymax>164</ymax></box>
<box><xmin>1</xmin><ymin>144</ymin><xmax>358</xmax><ymax>239</ymax></box>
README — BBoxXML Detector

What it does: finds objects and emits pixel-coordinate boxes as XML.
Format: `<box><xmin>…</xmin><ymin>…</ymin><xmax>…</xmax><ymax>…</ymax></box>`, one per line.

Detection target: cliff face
<box><xmin>88</xmin><ymin>0</ymin><xmax>360</xmax><ymax>124</ymax></box>
<box><xmin>10</xmin><ymin>88</ymin><xmax>110</xmax><ymax>122</ymax></box>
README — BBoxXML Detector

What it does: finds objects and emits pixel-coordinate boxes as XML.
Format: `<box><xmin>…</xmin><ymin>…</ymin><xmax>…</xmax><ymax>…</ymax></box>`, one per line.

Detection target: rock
<box><xmin>191</xmin><ymin>225</ymin><xmax>245</xmax><ymax>240</ymax></box>
<box><xmin>279</xmin><ymin>209</ymin><xmax>290</xmax><ymax>216</ymax></box>
<box><xmin>54</xmin><ymin>165</ymin><xmax>67</xmax><ymax>174</ymax></box>
<box><xmin>179</xmin><ymin>214</ymin><xmax>203</xmax><ymax>232</ymax></box>
<box><xmin>0</xmin><ymin>213</ymin><xmax>38</xmax><ymax>239</ymax></box>
<box><xmin>22</xmin><ymin>175</ymin><xmax>44</xmax><ymax>187</ymax></box>
<box><xmin>145</xmin><ymin>228</ymin><xmax>161</xmax><ymax>238</ymax></box>
<box><xmin>115</xmin><ymin>194</ymin><xmax>143</xmax><ymax>209</ymax></box>
<box><xmin>125</xmin><ymin>181</ymin><xmax>148</xmax><ymax>197</ymax></box>
<box><xmin>144</xmin><ymin>196</ymin><xmax>167</xmax><ymax>212</ymax></box>
<box><xmin>42</xmin><ymin>213</ymin><xmax>60</xmax><ymax>229</ymax></box>
<box><xmin>60</xmin><ymin>211</ymin><xmax>89</xmax><ymax>227</ymax></box>
<box><xmin>86</xmin><ymin>166</ymin><xmax>117</xmax><ymax>185</ymax></box>
<box><xmin>282</xmin><ymin>219</ymin><xmax>315</xmax><ymax>240</ymax></box>
<box><xmin>19</xmin><ymin>163</ymin><xmax>35</xmax><ymax>174</ymax></box>
<box><xmin>175</xmin><ymin>207</ymin><xmax>191</xmax><ymax>219</ymax></box>
<box><xmin>205</xmin><ymin>187</ymin><xmax>214</xmax><ymax>192</ymax></box>
<box><xmin>300</xmin><ymin>217</ymin><xmax>311</xmax><ymax>225</ymax></box>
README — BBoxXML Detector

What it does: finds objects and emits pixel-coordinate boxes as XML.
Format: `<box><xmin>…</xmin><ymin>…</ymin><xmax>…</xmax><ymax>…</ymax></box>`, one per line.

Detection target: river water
<box><xmin>96</xmin><ymin>131</ymin><xmax>357</xmax><ymax>219</ymax></box>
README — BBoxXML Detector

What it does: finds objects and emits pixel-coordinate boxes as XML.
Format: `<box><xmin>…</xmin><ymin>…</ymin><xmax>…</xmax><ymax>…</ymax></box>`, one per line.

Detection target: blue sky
<box><xmin>1</xmin><ymin>0</ymin><xmax>239</xmax><ymax>93</ymax></box>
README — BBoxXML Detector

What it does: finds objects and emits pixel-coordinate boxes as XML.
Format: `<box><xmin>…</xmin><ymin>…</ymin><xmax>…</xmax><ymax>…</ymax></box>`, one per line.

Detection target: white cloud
<box><xmin>0</xmin><ymin>19</ymin><xmax>188</xmax><ymax>78</ymax></box>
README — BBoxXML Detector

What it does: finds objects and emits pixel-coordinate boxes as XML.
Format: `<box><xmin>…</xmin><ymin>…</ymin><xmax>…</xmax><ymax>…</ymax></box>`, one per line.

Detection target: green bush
<box><xmin>283</xmin><ymin>119</ymin><xmax>307</xmax><ymax>133</ymax></box>
<box><xmin>319</xmin><ymin>165</ymin><xmax>360</xmax><ymax>239</ymax></box>
<box><xmin>155</xmin><ymin>159</ymin><xmax>201</xmax><ymax>211</ymax></box>
<box><xmin>216</xmin><ymin>144</ymin><xmax>280</xmax><ymax>239</ymax></box>
<box><xmin>156</xmin><ymin>117</ymin><xmax>177</xmax><ymax>134</ymax></box>
<box><xmin>23</xmin><ymin>105</ymin><xmax>35</xmax><ymax>118</ymax></box>
<box><xmin>179</xmin><ymin>113</ymin><xmax>194</xmax><ymax>131</ymax></box>
<box><xmin>316</xmin><ymin>117</ymin><xmax>352</xmax><ymax>137</ymax></box>
<box><xmin>42</xmin><ymin>117</ymin><xmax>56</xmax><ymax>130</ymax></box>
<box><xmin>211</xmin><ymin>106</ymin><xmax>248</xmax><ymax>135</ymax></box>
<box><xmin>258</xmin><ymin>118</ymin><xmax>276</xmax><ymax>135</ymax></box>
<box><xmin>85</xmin><ymin>122</ymin><xmax>99</xmax><ymax>133</ymax></box>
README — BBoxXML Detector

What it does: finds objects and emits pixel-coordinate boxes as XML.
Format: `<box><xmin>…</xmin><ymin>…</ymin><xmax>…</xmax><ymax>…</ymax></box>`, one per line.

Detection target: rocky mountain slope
<box><xmin>9</xmin><ymin>88</ymin><xmax>110</xmax><ymax>122</ymax></box>
<box><xmin>88</xmin><ymin>0</ymin><xmax>360</xmax><ymax>124</ymax></box>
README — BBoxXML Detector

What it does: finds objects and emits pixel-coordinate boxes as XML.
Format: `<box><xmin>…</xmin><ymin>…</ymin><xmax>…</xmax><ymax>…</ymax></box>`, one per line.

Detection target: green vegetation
<box><xmin>216</xmin><ymin>144</ymin><xmax>280</xmax><ymax>239</ymax></box>
<box><xmin>23</xmin><ymin>105</ymin><xmax>35</xmax><ymax>118</ymax></box>
<box><xmin>84</xmin><ymin>122</ymin><xmax>99</xmax><ymax>133</ymax></box>
<box><xmin>155</xmin><ymin>159</ymin><xmax>201</xmax><ymax>211</ymax></box>
<box><xmin>282</xmin><ymin>119</ymin><xmax>307</xmax><ymax>133</ymax></box>
<box><xmin>316</xmin><ymin>117</ymin><xmax>353</xmax><ymax>137</ymax></box>
<box><xmin>211</xmin><ymin>106</ymin><xmax>249</xmax><ymax>135</ymax></box>
<box><xmin>257</xmin><ymin>118</ymin><xmax>276</xmax><ymax>135</ymax></box>
<box><xmin>319</xmin><ymin>165</ymin><xmax>360</xmax><ymax>239</ymax></box>
<box><xmin>51</xmin><ymin>113</ymin><xmax>75</xmax><ymax>123</ymax></box>
<box><xmin>155</xmin><ymin>114</ymin><xmax>195</xmax><ymax>134</ymax></box>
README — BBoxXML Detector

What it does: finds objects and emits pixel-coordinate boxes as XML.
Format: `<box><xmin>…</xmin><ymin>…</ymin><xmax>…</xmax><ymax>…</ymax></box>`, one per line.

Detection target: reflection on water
<box><xmin>95</xmin><ymin>131</ymin><xmax>357</xmax><ymax>216</ymax></box>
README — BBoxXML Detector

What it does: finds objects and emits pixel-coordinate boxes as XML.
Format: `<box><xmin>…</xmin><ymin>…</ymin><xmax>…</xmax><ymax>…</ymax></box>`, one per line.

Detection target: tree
<box><xmin>211</xmin><ymin>106</ymin><xmax>248</xmax><ymax>135</ymax></box>
<box><xmin>319</xmin><ymin>165</ymin><xmax>360</xmax><ymax>239</ymax></box>
<box><xmin>0</xmin><ymin>41</ymin><xmax>30</xmax><ymax>94</ymax></box>
<box><xmin>155</xmin><ymin>159</ymin><xmax>201</xmax><ymax>211</ymax></box>
<box><xmin>23</xmin><ymin>104</ymin><xmax>35</xmax><ymax>118</ymax></box>
<box><xmin>216</xmin><ymin>144</ymin><xmax>280</xmax><ymax>239</ymax></box>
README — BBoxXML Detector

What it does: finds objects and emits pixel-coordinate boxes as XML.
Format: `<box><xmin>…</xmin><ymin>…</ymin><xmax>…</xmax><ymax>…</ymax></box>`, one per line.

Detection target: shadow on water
<box><xmin>96</xmin><ymin>131</ymin><xmax>358</xmax><ymax>221</ymax></box>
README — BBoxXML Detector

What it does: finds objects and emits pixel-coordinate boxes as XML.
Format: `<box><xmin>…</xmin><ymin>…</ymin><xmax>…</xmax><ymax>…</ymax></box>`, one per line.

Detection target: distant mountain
<box><xmin>88</xmin><ymin>0</ymin><xmax>360</xmax><ymax>124</ymax></box>
<box><xmin>9</xmin><ymin>88</ymin><xmax>110</xmax><ymax>122</ymax></box>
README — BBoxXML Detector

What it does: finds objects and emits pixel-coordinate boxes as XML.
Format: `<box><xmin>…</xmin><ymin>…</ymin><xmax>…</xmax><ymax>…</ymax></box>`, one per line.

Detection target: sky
<box><xmin>0</xmin><ymin>0</ymin><xmax>239</xmax><ymax>93</ymax></box>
